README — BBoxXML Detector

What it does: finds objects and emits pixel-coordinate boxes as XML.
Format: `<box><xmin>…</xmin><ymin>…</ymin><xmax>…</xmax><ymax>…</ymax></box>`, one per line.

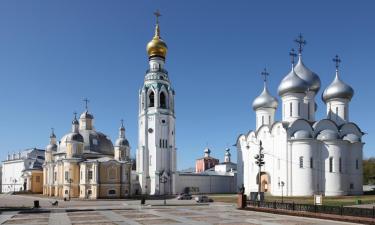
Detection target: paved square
<box><xmin>0</xmin><ymin>194</ymin><xmax>363</xmax><ymax>225</ymax></box>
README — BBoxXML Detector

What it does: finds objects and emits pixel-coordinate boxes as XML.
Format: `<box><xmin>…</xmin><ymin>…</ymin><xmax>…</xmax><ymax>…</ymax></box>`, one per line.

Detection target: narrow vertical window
<box><xmin>339</xmin><ymin>157</ymin><xmax>342</xmax><ymax>173</ymax></box>
<box><xmin>160</xmin><ymin>92</ymin><xmax>167</xmax><ymax>108</ymax></box>
<box><xmin>329</xmin><ymin>157</ymin><xmax>333</xmax><ymax>173</ymax></box>
<box><xmin>65</xmin><ymin>171</ymin><xmax>69</xmax><ymax>181</ymax></box>
<box><xmin>262</xmin><ymin>116</ymin><xmax>264</xmax><ymax>125</ymax></box>
<box><xmin>299</xmin><ymin>156</ymin><xmax>303</xmax><ymax>168</ymax></box>
<box><xmin>166</xmin><ymin>140</ymin><xmax>168</xmax><ymax>148</ymax></box>
<box><xmin>335</xmin><ymin>107</ymin><xmax>339</xmax><ymax>120</ymax></box>
<box><xmin>298</xmin><ymin>102</ymin><xmax>300</xmax><ymax>116</ymax></box>
<box><xmin>356</xmin><ymin>159</ymin><xmax>359</xmax><ymax>169</ymax></box>
<box><xmin>149</xmin><ymin>155</ymin><xmax>152</xmax><ymax>166</ymax></box>
<box><xmin>277</xmin><ymin>158</ymin><xmax>280</xmax><ymax>170</ymax></box>
<box><xmin>290</xmin><ymin>102</ymin><xmax>292</xmax><ymax>117</ymax></box>
<box><xmin>159</xmin><ymin>139</ymin><xmax>162</xmax><ymax>148</ymax></box>
<box><xmin>149</xmin><ymin>91</ymin><xmax>155</xmax><ymax>107</ymax></box>
<box><xmin>310</xmin><ymin>157</ymin><xmax>313</xmax><ymax>168</ymax></box>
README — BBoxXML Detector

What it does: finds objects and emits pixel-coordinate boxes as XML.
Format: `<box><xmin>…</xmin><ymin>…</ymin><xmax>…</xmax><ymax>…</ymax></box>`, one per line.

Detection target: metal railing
<box><xmin>247</xmin><ymin>200</ymin><xmax>375</xmax><ymax>218</ymax></box>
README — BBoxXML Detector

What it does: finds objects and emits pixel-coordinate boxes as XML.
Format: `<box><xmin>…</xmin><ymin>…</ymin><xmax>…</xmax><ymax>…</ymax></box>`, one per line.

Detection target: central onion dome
<box><xmin>80</xmin><ymin>110</ymin><xmax>94</xmax><ymax>119</ymax></box>
<box><xmin>278</xmin><ymin>67</ymin><xmax>309</xmax><ymax>96</ymax></box>
<box><xmin>253</xmin><ymin>85</ymin><xmax>278</xmax><ymax>110</ymax></box>
<box><xmin>294</xmin><ymin>55</ymin><xmax>321</xmax><ymax>93</ymax></box>
<box><xmin>146</xmin><ymin>23</ymin><xmax>168</xmax><ymax>58</ymax></box>
<box><xmin>322</xmin><ymin>70</ymin><xmax>354</xmax><ymax>102</ymax></box>
<box><xmin>58</xmin><ymin>110</ymin><xmax>114</xmax><ymax>155</ymax></box>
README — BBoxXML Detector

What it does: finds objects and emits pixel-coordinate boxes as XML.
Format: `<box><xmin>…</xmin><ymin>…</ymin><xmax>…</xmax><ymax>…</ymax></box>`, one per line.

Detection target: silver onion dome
<box><xmin>115</xmin><ymin>138</ymin><xmax>129</xmax><ymax>147</ymax></box>
<box><xmin>252</xmin><ymin>85</ymin><xmax>278</xmax><ymax>110</ymax></box>
<box><xmin>46</xmin><ymin>143</ymin><xmax>57</xmax><ymax>152</ymax></box>
<box><xmin>80</xmin><ymin>110</ymin><xmax>94</xmax><ymax>119</ymax></box>
<box><xmin>294</xmin><ymin>56</ymin><xmax>321</xmax><ymax>93</ymax></box>
<box><xmin>278</xmin><ymin>68</ymin><xmax>309</xmax><ymax>96</ymax></box>
<box><xmin>66</xmin><ymin>132</ymin><xmax>84</xmax><ymax>142</ymax></box>
<box><xmin>322</xmin><ymin>71</ymin><xmax>354</xmax><ymax>102</ymax></box>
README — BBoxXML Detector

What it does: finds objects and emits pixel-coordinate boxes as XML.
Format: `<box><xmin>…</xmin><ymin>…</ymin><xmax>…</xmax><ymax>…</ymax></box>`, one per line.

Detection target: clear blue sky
<box><xmin>0</xmin><ymin>0</ymin><xmax>374</xmax><ymax>170</ymax></box>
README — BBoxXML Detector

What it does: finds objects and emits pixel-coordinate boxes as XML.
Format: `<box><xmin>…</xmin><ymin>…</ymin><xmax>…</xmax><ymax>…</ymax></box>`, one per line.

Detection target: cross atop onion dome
<box><xmin>146</xmin><ymin>10</ymin><xmax>168</xmax><ymax>59</ymax></box>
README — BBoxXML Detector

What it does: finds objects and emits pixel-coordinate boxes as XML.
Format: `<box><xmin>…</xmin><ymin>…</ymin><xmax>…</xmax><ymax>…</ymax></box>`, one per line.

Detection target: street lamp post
<box><xmin>159</xmin><ymin>176</ymin><xmax>167</xmax><ymax>205</ymax></box>
<box><xmin>278</xmin><ymin>181</ymin><xmax>285</xmax><ymax>203</ymax></box>
<box><xmin>254</xmin><ymin>141</ymin><xmax>265</xmax><ymax>201</ymax></box>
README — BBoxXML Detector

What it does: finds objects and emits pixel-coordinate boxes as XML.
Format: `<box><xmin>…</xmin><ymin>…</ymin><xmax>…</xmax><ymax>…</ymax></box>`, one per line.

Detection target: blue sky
<box><xmin>0</xmin><ymin>0</ymin><xmax>374</xmax><ymax>170</ymax></box>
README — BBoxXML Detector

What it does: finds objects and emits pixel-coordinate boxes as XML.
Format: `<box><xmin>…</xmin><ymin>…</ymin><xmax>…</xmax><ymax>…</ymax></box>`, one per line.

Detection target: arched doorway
<box><xmin>256</xmin><ymin>172</ymin><xmax>271</xmax><ymax>193</ymax></box>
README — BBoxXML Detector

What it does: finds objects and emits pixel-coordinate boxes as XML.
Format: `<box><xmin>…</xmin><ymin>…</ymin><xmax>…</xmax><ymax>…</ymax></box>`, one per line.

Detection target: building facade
<box><xmin>195</xmin><ymin>148</ymin><xmax>219</xmax><ymax>173</ymax></box>
<box><xmin>43</xmin><ymin>108</ymin><xmax>132</xmax><ymax>199</ymax></box>
<box><xmin>236</xmin><ymin>37</ymin><xmax>364</xmax><ymax>197</ymax></box>
<box><xmin>176</xmin><ymin>148</ymin><xmax>237</xmax><ymax>194</ymax></box>
<box><xmin>136</xmin><ymin>16</ymin><xmax>177</xmax><ymax>195</ymax></box>
<box><xmin>1</xmin><ymin>148</ymin><xmax>44</xmax><ymax>193</ymax></box>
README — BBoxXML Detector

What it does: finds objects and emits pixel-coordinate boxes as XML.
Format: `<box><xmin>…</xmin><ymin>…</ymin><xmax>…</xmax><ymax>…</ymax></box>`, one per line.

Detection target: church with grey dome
<box><xmin>237</xmin><ymin>35</ymin><xmax>364</xmax><ymax>197</ymax></box>
<box><xmin>43</xmin><ymin>104</ymin><xmax>133</xmax><ymax>199</ymax></box>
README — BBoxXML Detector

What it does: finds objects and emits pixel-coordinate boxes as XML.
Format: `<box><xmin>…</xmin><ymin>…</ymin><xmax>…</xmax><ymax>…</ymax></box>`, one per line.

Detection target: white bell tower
<box><xmin>137</xmin><ymin>11</ymin><xmax>176</xmax><ymax>195</ymax></box>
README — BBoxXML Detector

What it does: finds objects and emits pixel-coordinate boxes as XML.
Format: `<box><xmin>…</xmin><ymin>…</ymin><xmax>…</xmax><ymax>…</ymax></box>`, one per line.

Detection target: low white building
<box><xmin>236</xmin><ymin>38</ymin><xmax>364</xmax><ymax>197</ymax></box>
<box><xmin>175</xmin><ymin>148</ymin><xmax>237</xmax><ymax>194</ymax></box>
<box><xmin>1</xmin><ymin>148</ymin><xmax>45</xmax><ymax>193</ymax></box>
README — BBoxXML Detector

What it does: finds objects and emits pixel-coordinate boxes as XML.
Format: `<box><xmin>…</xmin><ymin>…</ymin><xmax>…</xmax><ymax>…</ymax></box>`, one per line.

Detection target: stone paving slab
<box><xmin>0</xmin><ymin>196</ymin><xmax>364</xmax><ymax>225</ymax></box>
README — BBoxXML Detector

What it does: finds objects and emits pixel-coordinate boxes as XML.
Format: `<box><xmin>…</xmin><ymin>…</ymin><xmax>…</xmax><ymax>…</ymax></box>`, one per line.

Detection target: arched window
<box><xmin>149</xmin><ymin>91</ymin><xmax>155</xmax><ymax>107</ymax></box>
<box><xmin>160</xmin><ymin>92</ymin><xmax>167</xmax><ymax>108</ymax></box>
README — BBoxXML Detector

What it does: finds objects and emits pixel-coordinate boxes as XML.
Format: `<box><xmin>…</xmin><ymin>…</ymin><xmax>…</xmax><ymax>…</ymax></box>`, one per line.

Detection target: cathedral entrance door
<box><xmin>259</xmin><ymin>172</ymin><xmax>270</xmax><ymax>193</ymax></box>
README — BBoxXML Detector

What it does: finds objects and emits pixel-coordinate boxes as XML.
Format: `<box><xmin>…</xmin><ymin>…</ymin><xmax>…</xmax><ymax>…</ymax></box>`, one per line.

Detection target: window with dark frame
<box><xmin>329</xmin><ymin>157</ymin><xmax>333</xmax><ymax>173</ymax></box>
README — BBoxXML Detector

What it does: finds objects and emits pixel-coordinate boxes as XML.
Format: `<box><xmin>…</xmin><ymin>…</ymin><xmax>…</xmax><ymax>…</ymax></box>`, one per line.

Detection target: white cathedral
<box><xmin>236</xmin><ymin>36</ymin><xmax>364</xmax><ymax>197</ymax></box>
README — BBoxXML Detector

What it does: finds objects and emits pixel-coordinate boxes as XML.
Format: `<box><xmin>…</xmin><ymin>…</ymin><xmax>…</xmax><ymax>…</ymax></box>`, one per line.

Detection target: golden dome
<box><xmin>146</xmin><ymin>24</ymin><xmax>168</xmax><ymax>58</ymax></box>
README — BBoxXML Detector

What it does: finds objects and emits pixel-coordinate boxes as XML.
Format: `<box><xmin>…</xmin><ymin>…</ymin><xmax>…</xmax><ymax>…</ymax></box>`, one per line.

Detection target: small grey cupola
<box><xmin>115</xmin><ymin>119</ymin><xmax>130</xmax><ymax>161</ymax></box>
<box><xmin>79</xmin><ymin>98</ymin><xmax>94</xmax><ymax>130</ymax></box>
<box><xmin>254</xmin><ymin>68</ymin><xmax>278</xmax><ymax>130</ymax></box>
<box><xmin>322</xmin><ymin>55</ymin><xmax>354</xmax><ymax>125</ymax></box>
<box><xmin>252</xmin><ymin>68</ymin><xmax>278</xmax><ymax>111</ymax></box>
<box><xmin>322</xmin><ymin>55</ymin><xmax>354</xmax><ymax>102</ymax></box>
<box><xmin>46</xmin><ymin>128</ymin><xmax>57</xmax><ymax>152</ymax></box>
<box><xmin>293</xmin><ymin>34</ymin><xmax>321</xmax><ymax>93</ymax></box>
<box><xmin>115</xmin><ymin>119</ymin><xmax>130</xmax><ymax>147</ymax></box>
<box><xmin>204</xmin><ymin>147</ymin><xmax>211</xmax><ymax>157</ymax></box>
<box><xmin>278</xmin><ymin>49</ymin><xmax>309</xmax><ymax>96</ymax></box>
<box><xmin>224</xmin><ymin>147</ymin><xmax>231</xmax><ymax>163</ymax></box>
<box><xmin>72</xmin><ymin>112</ymin><xmax>79</xmax><ymax>133</ymax></box>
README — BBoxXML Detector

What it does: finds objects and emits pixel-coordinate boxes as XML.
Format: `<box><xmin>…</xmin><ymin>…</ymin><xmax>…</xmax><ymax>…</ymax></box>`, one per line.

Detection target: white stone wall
<box><xmin>175</xmin><ymin>173</ymin><xmax>237</xmax><ymax>194</ymax></box>
<box><xmin>1</xmin><ymin>160</ymin><xmax>25</xmax><ymax>192</ymax></box>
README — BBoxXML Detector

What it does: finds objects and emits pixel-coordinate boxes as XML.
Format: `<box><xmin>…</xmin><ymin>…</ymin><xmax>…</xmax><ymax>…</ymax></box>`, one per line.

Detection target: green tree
<box><xmin>363</xmin><ymin>157</ymin><xmax>375</xmax><ymax>184</ymax></box>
